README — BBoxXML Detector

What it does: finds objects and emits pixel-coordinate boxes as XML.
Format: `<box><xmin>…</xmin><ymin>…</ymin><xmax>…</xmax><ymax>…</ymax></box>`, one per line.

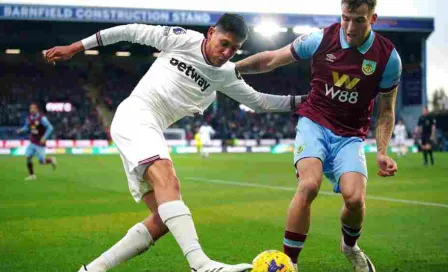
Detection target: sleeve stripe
<box><xmin>378</xmin><ymin>84</ymin><xmax>398</xmax><ymax>93</ymax></box>
<box><xmin>290</xmin><ymin>44</ymin><xmax>301</xmax><ymax>62</ymax></box>
<box><xmin>95</xmin><ymin>32</ymin><xmax>103</xmax><ymax>46</ymax></box>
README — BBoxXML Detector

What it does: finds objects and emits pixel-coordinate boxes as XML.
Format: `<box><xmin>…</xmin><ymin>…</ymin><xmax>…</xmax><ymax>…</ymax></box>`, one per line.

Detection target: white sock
<box><xmin>158</xmin><ymin>200</ymin><xmax>210</xmax><ymax>269</ymax></box>
<box><xmin>86</xmin><ymin>223</ymin><xmax>153</xmax><ymax>271</ymax></box>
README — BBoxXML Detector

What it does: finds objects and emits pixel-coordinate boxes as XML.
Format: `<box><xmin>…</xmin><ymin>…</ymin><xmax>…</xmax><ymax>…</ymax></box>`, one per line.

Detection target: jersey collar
<box><xmin>201</xmin><ymin>39</ymin><xmax>215</xmax><ymax>66</ymax></box>
<box><xmin>339</xmin><ymin>28</ymin><xmax>375</xmax><ymax>54</ymax></box>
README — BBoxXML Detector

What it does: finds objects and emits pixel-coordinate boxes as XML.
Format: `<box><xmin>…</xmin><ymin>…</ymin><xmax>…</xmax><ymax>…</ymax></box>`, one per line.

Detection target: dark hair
<box><xmin>215</xmin><ymin>13</ymin><xmax>249</xmax><ymax>41</ymax></box>
<box><xmin>30</xmin><ymin>102</ymin><xmax>39</xmax><ymax>109</ymax></box>
<box><xmin>341</xmin><ymin>0</ymin><xmax>376</xmax><ymax>12</ymax></box>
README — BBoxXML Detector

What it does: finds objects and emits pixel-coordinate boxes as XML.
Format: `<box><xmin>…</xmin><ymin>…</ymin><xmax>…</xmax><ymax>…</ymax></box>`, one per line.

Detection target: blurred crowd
<box><xmin>1</xmin><ymin>60</ymin><xmax>446</xmax><ymax>151</ymax></box>
<box><xmin>0</xmin><ymin>60</ymin><xmax>306</xmax><ymax>141</ymax></box>
<box><xmin>0</xmin><ymin>61</ymin><xmax>107</xmax><ymax>139</ymax></box>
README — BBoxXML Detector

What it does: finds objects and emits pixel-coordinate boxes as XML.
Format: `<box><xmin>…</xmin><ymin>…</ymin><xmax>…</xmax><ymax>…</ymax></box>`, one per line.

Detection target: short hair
<box><xmin>341</xmin><ymin>0</ymin><xmax>376</xmax><ymax>12</ymax></box>
<box><xmin>30</xmin><ymin>102</ymin><xmax>39</xmax><ymax>109</ymax></box>
<box><xmin>215</xmin><ymin>13</ymin><xmax>249</xmax><ymax>41</ymax></box>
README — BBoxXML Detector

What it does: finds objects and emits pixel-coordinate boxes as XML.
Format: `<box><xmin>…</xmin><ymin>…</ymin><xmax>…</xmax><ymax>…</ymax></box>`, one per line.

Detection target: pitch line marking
<box><xmin>185</xmin><ymin>177</ymin><xmax>448</xmax><ymax>209</ymax></box>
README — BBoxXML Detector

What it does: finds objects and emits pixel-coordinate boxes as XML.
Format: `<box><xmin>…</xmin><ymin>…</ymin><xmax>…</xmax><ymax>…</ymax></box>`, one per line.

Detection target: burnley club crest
<box><xmin>362</xmin><ymin>59</ymin><xmax>377</xmax><ymax>76</ymax></box>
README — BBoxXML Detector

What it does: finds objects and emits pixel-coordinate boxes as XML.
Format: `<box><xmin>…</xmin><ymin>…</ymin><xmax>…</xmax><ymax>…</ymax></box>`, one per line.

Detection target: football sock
<box><xmin>283</xmin><ymin>230</ymin><xmax>307</xmax><ymax>264</ymax></box>
<box><xmin>45</xmin><ymin>157</ymin><xmax>53</xmax><ymax>164</ymax></box>
<box><xmin>429</xmin><ymin>150</ymin><xmax>434</xmax><ymax>165</ymax></box>
<box><xmin>27</xmin><ymin>162</ymin><xmax>34</xmax><ymax>175</ymax></box>
<box><xmin>87</xmin><ymin>223</ymin><xmax>153</xmax><ymax>271</ymax></box>
<box><xmin>158</xmin><ymin>200</ymin><xmax>210</xmax><ymax>270</ymax></box>
<box><xmin>341</xmin><ymin>223</ymin><xmax>361</xmax><ymax>247</ymax></box>
<box><xmin>423</xmin><ymin>150</ymin><xmax>428</xmax><ymax>164</ymax></box>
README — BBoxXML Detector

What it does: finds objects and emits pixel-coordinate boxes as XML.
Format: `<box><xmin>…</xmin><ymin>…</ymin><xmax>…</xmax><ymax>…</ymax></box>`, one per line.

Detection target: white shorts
<box><xmin>202</xmin><ymin>138</ymin><xmax>211</xmax><ymax>146</ymax></box>
<box><xmin>394</xmin><ymin>136</ymin><xmax>406</xmax><ymax>146</ymax></box>
<box><xmin>111</xmin><ymin>96</ymin><xmax>172</xmax><ymax>203</ymax></box>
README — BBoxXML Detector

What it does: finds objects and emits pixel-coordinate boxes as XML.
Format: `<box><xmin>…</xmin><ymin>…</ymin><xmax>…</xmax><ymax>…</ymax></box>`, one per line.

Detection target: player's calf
<box><xmin>39</xmin><ymin>157</ymin><xmax>54</xmax><ymax>165</ymax></box>
<box><xmin>80</xmin><ymin>222</ymin><xmax>154</xmax><ymax>272</ymax></box>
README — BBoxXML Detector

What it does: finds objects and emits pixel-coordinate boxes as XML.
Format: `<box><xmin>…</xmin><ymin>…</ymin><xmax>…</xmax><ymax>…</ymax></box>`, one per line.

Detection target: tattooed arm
<box><xmin>236</xmin><ymin>30</ymin><xmax>324</xmax><ymax>74</ymax></box>
<box><xmin>375</xmin><ymin>87</ymin><xmax>399</xmax><ymax>177</ymax></box>
<box><xmin>235</xmin><ymin>44</ymin><xmax>295</xmax><ymax>74</ymax></box>
<box><xmin>376</xmin><ymin>87</ymin><xmax>397</xmax><ymax>155</ymax></box>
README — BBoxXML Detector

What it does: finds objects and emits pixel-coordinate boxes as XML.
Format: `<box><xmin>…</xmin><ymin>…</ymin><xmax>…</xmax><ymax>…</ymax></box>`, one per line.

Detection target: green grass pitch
<box><xmin>0</xmin><ymin>153</ymin><xmax>447</xmax><ymax>271</ymax></box>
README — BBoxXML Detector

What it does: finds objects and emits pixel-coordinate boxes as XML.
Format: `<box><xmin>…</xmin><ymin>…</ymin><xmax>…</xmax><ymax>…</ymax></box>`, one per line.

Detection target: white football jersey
<box><xmin>199</xmin><ymin>125</ymin><xmax>215</xmax><ymax>142</ymax></box>
<box><xmin>82</xmin><ymin>24</ymin><xmax>293</xmax><ymax>130</ymax></box>
<box><xmin>394</xmin><ymin>124</ymin><xmax>407</xmax><ymax>139</ymax></box>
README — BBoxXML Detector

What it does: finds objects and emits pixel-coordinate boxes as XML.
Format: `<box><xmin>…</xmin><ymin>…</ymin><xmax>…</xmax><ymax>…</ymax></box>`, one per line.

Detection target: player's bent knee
<box><xmin>297</xmin><ymin>179</ymin><xmax>320</xmax><ymax>203</ymax></box>
<box><xmin>344</xmin><ymin>195</ymin><xmax>365</xmax><ymax>211</ymax></box>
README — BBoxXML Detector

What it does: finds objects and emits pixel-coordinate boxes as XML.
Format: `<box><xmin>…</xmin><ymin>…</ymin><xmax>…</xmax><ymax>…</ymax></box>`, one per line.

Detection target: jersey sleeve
<box><xmin>20</xmin><ymin>118</ymin><xmax>30</xmax><ymax>133</ymax></box>
<box><xmin>290</xmin><ymin>29</ymin><xmax>324</xmax><ymax>61</ymax></box>
<box><xmin>41</xmin><ymin>116</ymin><xmax>54</xmax><ymax>140</ymax></box>
<box><xmin>82</xmin><ymin>24</ymin><xmax>193</xmax><ymax>52</ymax></box>
<box><xmin>378</xmin><ymin>48</ymin><xmax>402</xmax><ymax>92</ymax></box>
<box><xmin>219</xmin><ymin>65</ymin><xmax>292</xmax><ymax>112</ymax></box>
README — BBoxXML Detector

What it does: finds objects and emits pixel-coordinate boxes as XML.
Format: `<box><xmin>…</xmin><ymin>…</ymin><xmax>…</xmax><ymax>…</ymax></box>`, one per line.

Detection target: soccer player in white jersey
<box><xmin>198</xmin><ymin>122</ymin><xmax>215</xmax><ymax>158</ymax></box>
<box><xmin>393</xmin><ymin>120</ymin><xmax>407</xmax><ymax>156</ymax></box>
<box><xmin>45</xmin><ymin>14</ymin><xmax>306</xmax><ymax>272</ymax></box>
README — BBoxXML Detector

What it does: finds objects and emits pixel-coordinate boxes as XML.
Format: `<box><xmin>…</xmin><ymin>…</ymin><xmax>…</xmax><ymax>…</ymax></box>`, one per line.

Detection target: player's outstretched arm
<box><xmin>220</xmin><ymin>70</ymin><xmax>306</xmax><ymax>113</ymax></box>
<box><xmin>45</xmin><ymin>24</ymin><xmax>187</xmax><ymax>63</ymax></box>
<box><xmin>235</xmin><ymin>44</ymin><xmax>295</xmax><ymax>75</ymax></box>
<box><xmin>376</xmin><ymin>87</ymin><xmax>398</xmax><ymax>176</ymax></box>
<box><xmin>236</xmin><ymin>29</ymin><xmax>323</xmax><ymax>75</ymax></box>
<box><xmin>45</xmin><ymin>41</ymin><xmax>84</xmax><ymax>63</ymax></box>
<box><xmin>16</xmin><ymin>120</ymin><xmax>30</xmax><ymax>134</ymax></box>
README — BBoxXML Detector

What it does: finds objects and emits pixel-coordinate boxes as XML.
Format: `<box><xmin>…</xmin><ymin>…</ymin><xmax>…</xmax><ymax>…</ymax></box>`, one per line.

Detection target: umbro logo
<box><xmin>326</xmin><ymin>54</ymin><xmax>336</xmax><ymax>62</ymax></box>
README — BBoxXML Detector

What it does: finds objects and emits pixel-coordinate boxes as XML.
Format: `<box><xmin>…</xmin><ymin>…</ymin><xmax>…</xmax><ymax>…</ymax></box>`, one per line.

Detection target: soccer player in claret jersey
<box><xmin>16</xmin><ymin>102</ymin><xmax>57</xmax><ymax>181</ymax></box>
<box><xmin>45</xmin><ymin>13</ymin><xmax>306</xmax><ymax>272</ymax></box>
<box><xmin>236</xmin><ymin>1</ymin><xmax>402</xmax><ymax>271</ymax></box>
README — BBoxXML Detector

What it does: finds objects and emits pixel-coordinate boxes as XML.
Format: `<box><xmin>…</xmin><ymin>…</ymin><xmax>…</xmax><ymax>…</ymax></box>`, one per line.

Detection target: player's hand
<box><xmin>430</xmin><ymin>135</ymin><xmax>436</xmax><ymax>143</ymax></box>
<box><xmin>40</xmin><ymin>138</ymin><xmax>46</xmax><ymax>145</ymax></box>
<box><xmin>44</xmin><ymin>42</ymin><xmax>81</xmax><ymax>63</ymax></box>
<box><xmin>376</xmin><ymin>154</ymin><xmax>397</xmax><ymax>177</ymax></box>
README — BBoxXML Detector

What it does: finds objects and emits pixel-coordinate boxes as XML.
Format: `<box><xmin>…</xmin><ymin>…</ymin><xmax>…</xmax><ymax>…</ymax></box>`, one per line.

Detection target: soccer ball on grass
<box><xmin>251</xmin><ymin>250</ymin><xmax>295</xmax><ymax>272</ymax></box>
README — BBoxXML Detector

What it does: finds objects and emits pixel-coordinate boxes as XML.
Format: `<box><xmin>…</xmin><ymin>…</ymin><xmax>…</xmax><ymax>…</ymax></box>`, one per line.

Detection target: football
<box><xmin>251</xmin><ymin>250</ymin><xmax>296</xmax><ymax>272</ymax></box>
